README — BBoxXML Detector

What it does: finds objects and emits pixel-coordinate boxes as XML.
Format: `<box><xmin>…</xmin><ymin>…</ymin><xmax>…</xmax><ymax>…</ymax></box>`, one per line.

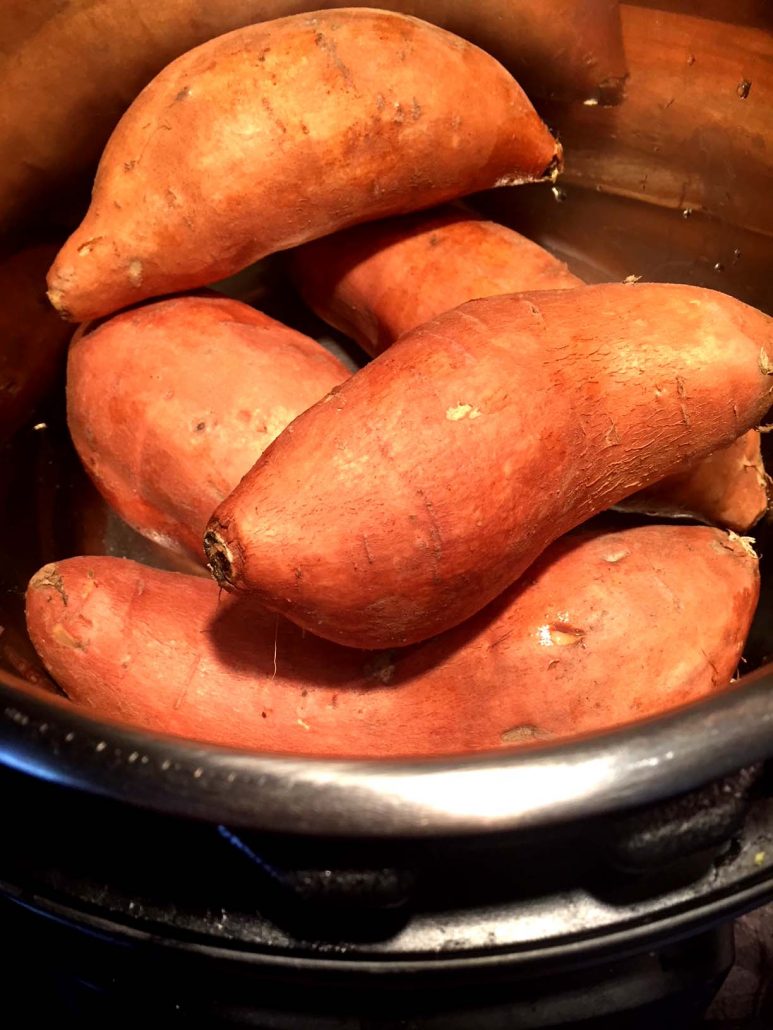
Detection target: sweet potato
<box><xmin>290</xmin><ymin>205</ymin><xmax>768</xmax><ymax>532</ymax></box>
<box><xmin>25</xmin><ymin>525</ymin><xmax>758</xmax><ymax>756</ymax></box>
<box><xmin>66</xmin><ymin>294</ymin><xmax>349</xmax><ymax>560</ymax></box>
<box><xmin>289</xmin><ymin>206</ymin><xmax>583</xmax><ymax>356</ymax></box>
<box><xmin>617</xmin><ymin>430</ymin><xmax>769</xmax><ymax>533</ymax></box>
<box><xmin>46</xmin><ymin>9</ymin><xmax>561</xmax><ymax>323</ymax></box>
<box><xmin>0</xmin><ymin>243</ymin><xmax>72</xmax><ymax>443</ymax></box>
<box><xmin>0</xmin><ymin>0</ymin><xmax>623</xmax><ymax>232</ymax></box>
<box><xmin>205</xmin><ymin>282</ymin><xmax>773</xmax><ymax>648</ymax></box>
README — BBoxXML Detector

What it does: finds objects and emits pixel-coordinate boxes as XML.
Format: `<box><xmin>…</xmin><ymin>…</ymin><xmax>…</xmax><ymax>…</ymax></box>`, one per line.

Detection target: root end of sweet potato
<box><xmin>29</xmin><ymin>563</ymin><xmax>68</xmax><ymax>606</ymax></box>
<box><xmin>545</xmin><ymin>146</ymin><xmax>564</xmax><ymax>182</ymax></box>
<box><xmin>204</xmin><ymin>528</ymin><xmax>236</xmax><ymax>590</ymax></box>
<box><xmin>726</xmin><ymin>530</ymin><xmax>758</xmax><ymax>560</ymax></box>
<box><xmin>46</xmin><ymin>286</ymin><xmax>71</xmax><ymax>320</ymax></box>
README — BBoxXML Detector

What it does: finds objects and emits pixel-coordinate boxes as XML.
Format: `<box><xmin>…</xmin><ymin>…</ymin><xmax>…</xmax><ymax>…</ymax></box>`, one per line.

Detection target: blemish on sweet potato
<box><xmin>204</xmin><ymin>528</ymin><xmax>236</xmax><ymax>588</ymax></box>
<box><xmin>313</xmin><ymin>30</ymin><xmax>353</xmax><ymax>85</ymax></box>
<box><xmin>51</xmin><ymin>623</ymin><xmax>85</xmax><ymax>649</ymax></box>
<box><xmin>128</xmin><ymin>260</ymin><xmax>143</xmax><ymax>286</ymax></box>
<box><xmin>605</xmin><ymin>423</ymin><xmax>621</xmax><ymax>446</ymax></box>
<box><xmin>46</xmin><ymin>287</ymin><xmax>69</xmax><ymax>317</ymax></box>
<box><xmin>724</xmin><ymin>531</ymin><xmax>758</xmax><ymax>559</ymax></box>
<box><xmin>31</xmin><ymin>565</ymin><xmax>68</xmax><ymax>606</ymax></box>
<box><xmin>77</xmin><ymin>236</ymin><xmax>104</xmax><ymax>257</ymax></box>
<box><xmin>537</xmin><ymin>623</ymin><xmax>585</xmax><ymax>647</ymax></box>
<box><xmin>361</xmin><ymin>534</ymin><xmax>375</xmax><ymax>566</ymax></box>
<box><xmin>675</xmin><ymin>375</ymin><xmax>690</xmax><ymax>425</ymax></box>
<box><xmin>604</xmin><ymin>548</ymin><xmax>630</xmax><ymax>563</ymax></box>
<box><xmin>501</xmin><ymin>724</ymin><xmax>552</xmax><ymax>743</ymax></box>
<box><xmin>446</xmin><ymin>403</ymin><xmax>481</xmax><ymax>421</ymax></box>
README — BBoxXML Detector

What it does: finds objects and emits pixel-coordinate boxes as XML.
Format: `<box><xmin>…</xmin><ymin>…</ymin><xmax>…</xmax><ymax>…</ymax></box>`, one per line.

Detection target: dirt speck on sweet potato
<box><xmin>128</xmin><ymin>259</ymin><xmax>143</xmax><ymax>286</ymax></box>
<box><xmin>51</xmin><ymin>623</ymin><xmax>85</xmax><ymax>649</ymax></box>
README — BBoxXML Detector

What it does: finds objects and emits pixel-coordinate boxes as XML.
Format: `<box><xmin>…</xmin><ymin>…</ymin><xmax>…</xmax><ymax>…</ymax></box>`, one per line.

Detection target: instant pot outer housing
<box><xmin>0</xmin><ymin>1</ymin><xmax>772</xmax><ymax>1026</ymax></box>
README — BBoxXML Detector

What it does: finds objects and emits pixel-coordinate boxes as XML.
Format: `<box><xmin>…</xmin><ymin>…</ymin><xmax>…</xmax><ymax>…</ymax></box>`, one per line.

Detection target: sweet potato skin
<box><xmin>289</xmin><ymin>206</ymin><xmax>582</xmax><ymax>355</ymax></box>
<box><xmin>67</xmin><ymin>295</ymin><xmax>349</xmax><ymax>559</ymax></box>
<box><xmin>0</xmin><ymin>243</ymin><xmax>72</xmax><ymax>443</ymax></box>
<box><xmin>47</xmin><ymin>9</ymin><xmax>560</xmax><ymax>323</ymax></box>
<box><xmin>396</xmin><ymin>524</ymin><xmax>759</xmax><ymax>746</ymax></box>
<box><xmin>288</xmin><ymin>204</ymin><xmax>581</xmax><ymax>358</ymax></box>
<box><xmin>290</xmin><ymin>206</ymin><xmax>768</xmax><ymax>532</ymax></box>
<box><xmin>619</xmin><ymin>430</ymin><xmax>769</xmax><ymax>534</ymax></box>
<box><xmin>206</xmin><ymin>283</ymin><xmax>773</xmax><ymax>648</ymax></box>
<box><xmin>25</xmin><ymin>525</ymin><xmax>758</xmax><ymax>756</ymax></box>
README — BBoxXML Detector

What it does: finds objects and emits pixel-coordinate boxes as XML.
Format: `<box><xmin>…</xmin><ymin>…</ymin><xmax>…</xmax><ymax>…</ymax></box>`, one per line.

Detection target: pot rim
<box><xmin>1</xmin><ymin>663</ymin><xmax>772</xmax><ymax>838</ymax></box>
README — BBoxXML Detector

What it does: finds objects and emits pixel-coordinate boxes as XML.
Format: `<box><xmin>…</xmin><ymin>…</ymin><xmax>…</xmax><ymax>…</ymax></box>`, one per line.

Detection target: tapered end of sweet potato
<box><xmin>203</xmin><ymin>525</ymin><xmax>238</xmax><ymax>591</ymax></box>
<box><xmin>545</xmin><ymin>145</ymin><xmax>564</xmax><ymax>182</ymax></box>
<box><xmin>617</xmin><ymin>430</ymin><xmax>770</xmax><ymax>533</ymax></box>
<box><xmin>45</xmin><ymin>286</ymin><xmax>71</xmax><ymax>320</ymax></box>
<box><xmin>28</xmin><ymin>563</ymin><xmax>70</xmax><ymax>607</ymax></box>
<box><xmin>46</xmin><ymin>235</ymin><xmax>140</xmax><ymax>323</ymax></box>
<box><xmin>25</xmin><ymin>562</ymin><xmax>89</xmax><ymax>682</ymax></box>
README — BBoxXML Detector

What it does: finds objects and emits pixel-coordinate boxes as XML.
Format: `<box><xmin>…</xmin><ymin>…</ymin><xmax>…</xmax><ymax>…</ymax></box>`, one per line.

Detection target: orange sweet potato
<box><xmin>289</xmin><ymin>205</ymin><xmax>583</xmax><ymax>356</ymax></box>
<box><xmin>67</xmin><ymin>294</ymin><xmax>349</xmax><ymax>559</ymax></box>
<box><xmin>394</xmin><ymin>523</ymin><xmax>759</xmax><ymax>746</ymax></box>
<box><xmin>25</xmin><ymin>524</ymin><xmax>758</xmax><ymax>756</ymax></box>
<box><xmin>617</xmin><ymin>430</ymin><xmax>769</xmax><ymax>534</ymax></box>
<box><xmin>46</xmin><ymin>9</ymin><xmax>561</xmax><ymax>323</ymax></box>
<box><xmin>0</xmin><ymin>0</ymin><xmax>622</xmax><ymax>233</ymax></box>
<box><xmin>205</xmin><ymin>282</ymin><xmax>773</xmax><ymax>648</ymax></box>
<box><xmin>290</xmin><ymin>205</ymin><xmax>768</xmax><ymax>532</ymax></box>
<box><xmin>0</xmin><ymin>243</ymin><xmax>72</xmax><ymax>443</ymax></box>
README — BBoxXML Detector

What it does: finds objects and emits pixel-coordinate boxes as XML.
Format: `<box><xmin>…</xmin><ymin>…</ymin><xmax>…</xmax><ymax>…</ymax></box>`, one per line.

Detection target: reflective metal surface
<box><xmin>1</xmin><ymin>663</ymin><xmax>772</xmax><ymax>836</ymax></box>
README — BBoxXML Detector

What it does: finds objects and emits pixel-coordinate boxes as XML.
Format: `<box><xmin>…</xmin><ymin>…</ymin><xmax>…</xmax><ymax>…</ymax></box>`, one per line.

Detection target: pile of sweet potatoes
<box><xmin>16</xmin><ymin>9</ymin><xmax>773</xmax><ymax>758</ymax></box>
